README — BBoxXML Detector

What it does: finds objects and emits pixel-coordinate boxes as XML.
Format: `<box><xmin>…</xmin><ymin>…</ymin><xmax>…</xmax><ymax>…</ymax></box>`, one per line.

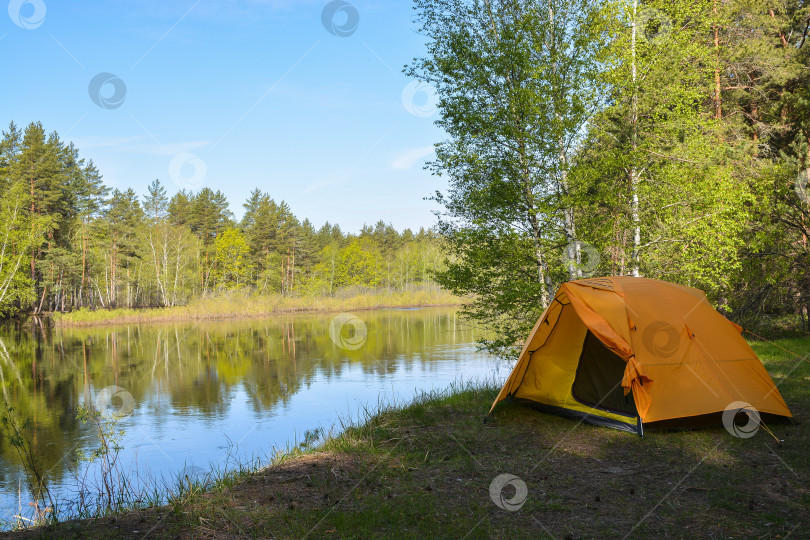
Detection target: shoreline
<box><xmin>49</xmin><ymin>290</ymin><xmax>466</xmax><ymax>328</ymax></box>
<box><xmin>1</xmin><ymin>339</ymin><xmax>806</xmax><ymax>540</ymax></box>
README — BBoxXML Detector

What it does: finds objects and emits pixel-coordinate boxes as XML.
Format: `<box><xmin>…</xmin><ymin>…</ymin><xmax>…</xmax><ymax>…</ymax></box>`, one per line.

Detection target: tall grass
<box><xmin>52</xmin><ymin>287</ymin><xmax>464</xmax><ymax>327</ymax></box>
<box><xmin>1</xmin><ymin>377</ymin><xmax>495</xmax><ymax>532</ymax></box>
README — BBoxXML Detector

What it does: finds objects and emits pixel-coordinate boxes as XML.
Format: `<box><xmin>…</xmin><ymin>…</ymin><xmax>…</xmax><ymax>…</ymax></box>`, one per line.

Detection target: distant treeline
<box><xmin>0</xmin><ymin>121</ymin><xmax>443</xmax><ymax>317</ymax></box>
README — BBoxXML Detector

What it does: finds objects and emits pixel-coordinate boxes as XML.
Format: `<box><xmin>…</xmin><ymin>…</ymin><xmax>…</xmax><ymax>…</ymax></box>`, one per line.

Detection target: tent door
<box><xmin>571</xmin><ymin>331</ymin><xmax>638</xmax><ymax>417</ymax></box>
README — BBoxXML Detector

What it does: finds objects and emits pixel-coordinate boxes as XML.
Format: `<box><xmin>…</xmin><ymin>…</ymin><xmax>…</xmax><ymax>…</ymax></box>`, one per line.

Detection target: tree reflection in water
<box><xmin>0</xmin><ymin>307</ymin><xmax>495</xmax><ymax>525</ymax></box>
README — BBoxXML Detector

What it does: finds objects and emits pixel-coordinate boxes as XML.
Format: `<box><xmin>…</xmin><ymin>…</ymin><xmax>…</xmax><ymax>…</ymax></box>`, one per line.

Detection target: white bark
<box><xmin>0</xmin><ymin>199</ymin><xmax>29</xmax><ymax>306</ymax></box>
<box><xmin>630</xmin><ymin>0</ymin><xmax>641</xmax><ymax>277</ymax></box>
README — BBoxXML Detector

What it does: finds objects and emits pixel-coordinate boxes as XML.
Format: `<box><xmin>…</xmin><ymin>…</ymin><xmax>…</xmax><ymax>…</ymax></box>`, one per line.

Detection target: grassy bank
<box><xmin>51</xmin><ymin>288</ymin><xmax>464</xmax><ymax>327</ymax></box>
<box><xmin>3</xmin><ymin>337</ymin><xmax>807</xmax><ymax>539</ymax></box>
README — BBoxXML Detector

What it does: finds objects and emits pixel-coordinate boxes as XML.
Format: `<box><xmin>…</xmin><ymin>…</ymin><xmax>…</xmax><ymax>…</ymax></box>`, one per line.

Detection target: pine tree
<box><xmin>143</xmin><ymin>179</ymin><xmax>169</xmax><ymax>223</ymax></box>
<box><xmin>168</xmin><ymin>190</ymin><xmax>193</xmax><ymax>226</ymax></box>
<box><xmin>105</xmin><ymin>189</ymin><xmax>144</xmax><ymax>308</ymax></box>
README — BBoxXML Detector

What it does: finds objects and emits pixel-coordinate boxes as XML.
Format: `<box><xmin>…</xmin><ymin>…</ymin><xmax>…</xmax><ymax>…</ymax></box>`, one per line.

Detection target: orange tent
<box><xmin>488</xmin><ymin>277</ymin><xmax>792</xmax><ymax>434</ymax></box>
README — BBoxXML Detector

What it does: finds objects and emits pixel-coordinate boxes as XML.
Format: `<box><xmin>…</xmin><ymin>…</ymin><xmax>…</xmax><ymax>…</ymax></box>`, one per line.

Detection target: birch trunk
<box><xmin>712</xmin><ymin>0</ymin><xmax>722</xmax><ymax>119</ymax></box>
<box><xmin>629</xmin><ymin>0</ymin><xmax>641</xmax><ymax>277</ymax></box>
<box><xmin>549</xmin><ymin>2</ymin><xmax>580</xmax><ymax>281</ymax></box>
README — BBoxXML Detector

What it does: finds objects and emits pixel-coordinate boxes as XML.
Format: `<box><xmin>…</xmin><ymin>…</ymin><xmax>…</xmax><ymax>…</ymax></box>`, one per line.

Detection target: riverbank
<box><xmin>51</xmin><ymin>289</ymin><xmax>464</xmax><ymax>327</ymax></box>
<box><xmin>2</xmin><ymin>337</ymin><xmax>807</xmax><ymax>539</ymax></box>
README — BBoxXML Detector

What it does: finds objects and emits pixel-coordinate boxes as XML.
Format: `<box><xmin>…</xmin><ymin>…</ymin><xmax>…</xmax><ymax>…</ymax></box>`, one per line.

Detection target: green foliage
<box><xmin>3</xmin><ymin>0</ymin><xmax>807</xmax><ymax>339</ymax></box>
<box><xmin>0</xmin><ymin>182</ymin><xmax>43</xmax><ymax>316</ymax></box>
<box><xmin>334</xmin><ymin>238</ymin><xmax>383</xmax><ymax>289</ymax></box>
<box><xmin>213</xmin><ymin>228</ymin><xmax>253</xmax><ymax>289</ymax></box>
<box><xmin>412</xmin><ymin>0</ymin><xmax>810</xmax><ymax>354</ymax></box>
<box><xmin>409</xmin><ymin>0</ymin><xmax>620</xmax><ymax>357</ymax></box>
<box><xmin>0</xmin><ymin>123</ymin><xmax>447</xmax><ymax>318</ymax></box>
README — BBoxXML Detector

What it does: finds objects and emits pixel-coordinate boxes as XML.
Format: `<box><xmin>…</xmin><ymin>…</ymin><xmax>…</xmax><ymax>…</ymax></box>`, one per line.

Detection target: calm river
<box><xmin>0</xmin><ymin>307</ymin><xmax>500</xmax><ymax>526</ymax></box>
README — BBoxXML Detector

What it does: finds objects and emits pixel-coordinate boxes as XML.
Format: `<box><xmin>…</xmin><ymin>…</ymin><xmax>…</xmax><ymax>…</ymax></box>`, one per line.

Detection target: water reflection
<box><xmin>0</xmin><ymin>308</ymin><xmax>495</xmax><ymax>524</ymax></box>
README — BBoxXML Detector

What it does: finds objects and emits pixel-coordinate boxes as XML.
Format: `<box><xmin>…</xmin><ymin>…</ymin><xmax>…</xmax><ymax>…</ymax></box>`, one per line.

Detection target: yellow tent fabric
<box><xmin>488</xmin><ymin>276</ymin><xmax>792</xmax><ymax>433</ymax></box>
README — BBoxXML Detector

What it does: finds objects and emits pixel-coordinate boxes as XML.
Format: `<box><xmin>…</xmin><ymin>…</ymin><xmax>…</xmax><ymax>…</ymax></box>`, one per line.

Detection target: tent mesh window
<box><xmin>571</xmin><ymin>331</ymin><xmax>638</xmax><ymax>417</ymax></box>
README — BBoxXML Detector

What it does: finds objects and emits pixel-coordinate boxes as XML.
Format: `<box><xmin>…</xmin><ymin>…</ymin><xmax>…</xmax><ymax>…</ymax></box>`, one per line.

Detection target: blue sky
<box><xmin>2</xmin><ymin>0</ymin><xmax>444</xmax><ymax>232</ymax></box>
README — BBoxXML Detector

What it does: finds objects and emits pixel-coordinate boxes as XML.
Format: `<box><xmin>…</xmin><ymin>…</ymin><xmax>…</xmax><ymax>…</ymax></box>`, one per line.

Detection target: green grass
<box><xmin>737</xmin><ymin>313</ymin><xmax>809</xmax><ymax>340</ymax></box>
<box><xmin>2</xmin><ymin>338</ymin><xmax>808</xmax><ymax>539</ymax></box>
<box><xmin>51</xmin><ymin>287</ymin><xmax>465</xmax><ymax>327</ymax></box>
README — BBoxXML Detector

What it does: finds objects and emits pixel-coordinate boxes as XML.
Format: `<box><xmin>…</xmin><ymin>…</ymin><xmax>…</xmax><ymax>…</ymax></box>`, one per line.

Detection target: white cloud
<box><xmin>391</xmin><ymin>146</ymin><xmax>434</xmax><ymax>170</ymax></box>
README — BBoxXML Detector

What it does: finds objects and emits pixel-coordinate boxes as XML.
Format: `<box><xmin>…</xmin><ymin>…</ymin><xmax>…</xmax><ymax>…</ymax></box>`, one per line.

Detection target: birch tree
<box><xmin>408</xmin><ymin>0</ymin><xmax>615</xmax><ymax>357</ymax></box>
<box><xmin>0</xmin><ymin>182</ymin><xmax>44</xmax><ymax>315</ymax></box>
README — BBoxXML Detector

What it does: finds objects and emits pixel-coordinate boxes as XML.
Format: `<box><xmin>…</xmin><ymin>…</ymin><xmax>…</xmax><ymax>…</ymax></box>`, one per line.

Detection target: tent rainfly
<box><xmin>488</xmin><ymin>277</ymin><xmax>792</xmax><ymax>434</ymax></box>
